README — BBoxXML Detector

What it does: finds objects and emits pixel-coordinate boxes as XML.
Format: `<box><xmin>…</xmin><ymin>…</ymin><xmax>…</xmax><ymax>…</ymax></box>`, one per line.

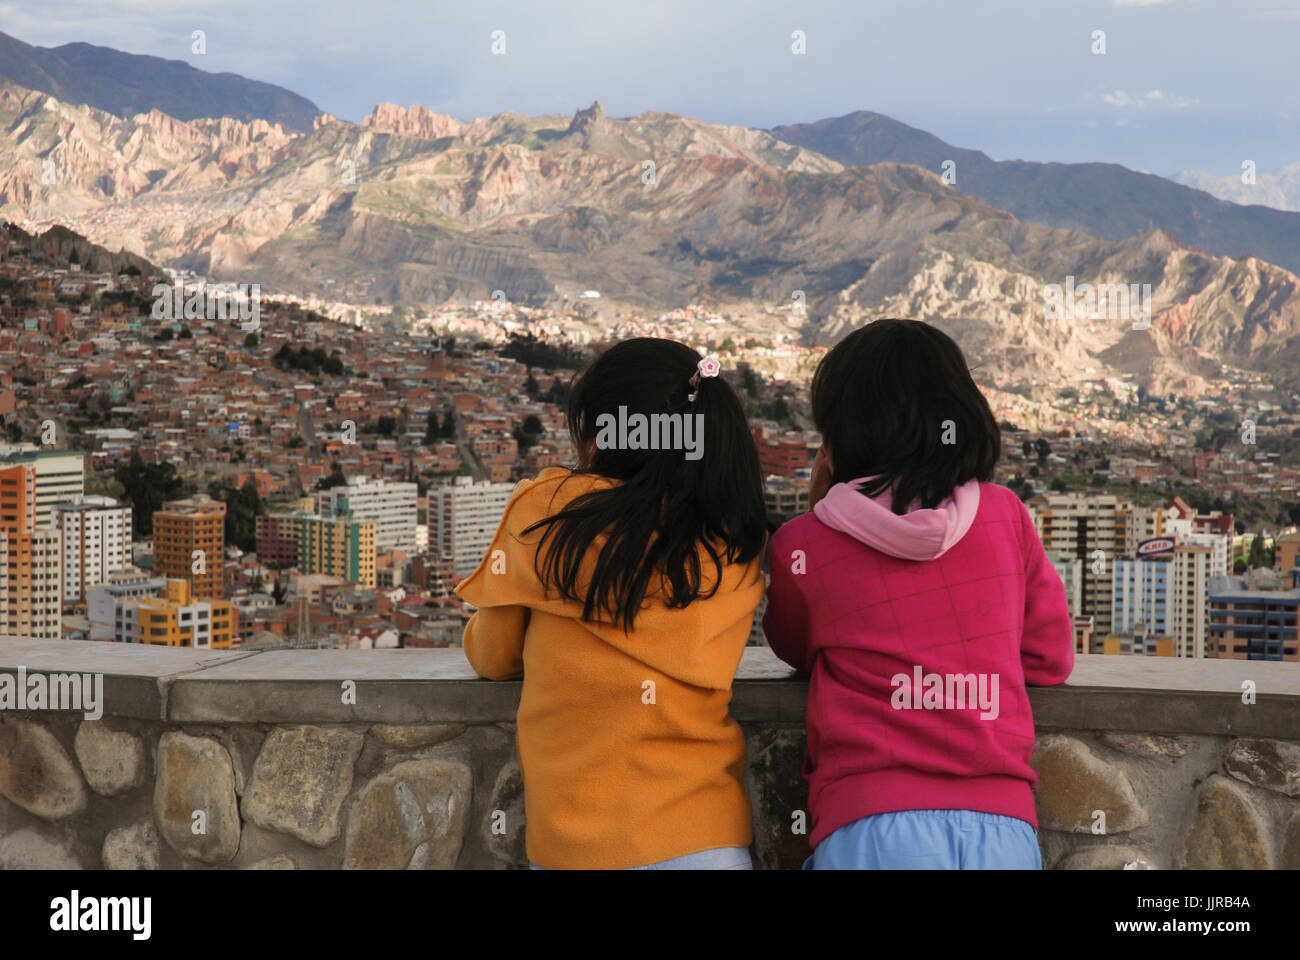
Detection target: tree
<box><xmin>525</xmin><ymin>370</ymin><xmax>540</xmax><ymax>399</ymax></box>
<box><xmin>1050</xmin><ymin>477</ymin><xmax>1068</xmax><ymax>493</ymax></box>
<box><xmin>440</xmin><ymin>409</ymin><xmax>458</xmax><ymax>439</ymax></box>
<box><xmin>317</xmin><ymin>464</ymin><xmax>347</xmax><ymax>490</ymax></box>
<box><xmin>156</xmin><ymin>327</ymin><xmax>174</xmax><ymax>342</ymax></box>
<box><xmin>1021</xmin><ymin>440</ymin><xmax>1033</xmax><ymax>459</ymax></box>
<box><xmin>272</xmin><ymin>576</ymin><xmax>288</xmax><ymax>604</ymax></box>
<box><xmin>208</xmin><ymin>476</ymin><xmax>262</xmax><ymax>553</ymax></box>
<box><xmin>114</xmin><ymin>453</ymin><xmax>186</xmax><ymax>538</ymax></box>
<box><xmin>424</xmin><ymin>411</ymin><xmax>441</xmax><ymax>446</ymax></box>
<box><xmin>244</xmin><ymin>332</ymin><xmax>259</xmax><ymax>348</ymax></box>
<box><xmin>514</xmin><ymin>415</ymin><xmax>545</xmax><ymax>454</ymax></box>
<box><xmin>1034</xmin><ymin>438</ymin><xmax>1051</xmax><ymax>463</ymax></box>
<box><xmin>1247</xmin><ymin>535</ymin><xmax>1265</xmax><ymax>570</ymax></box>
<box><xmin>543</xmin><ymin>377</ymin><xmax>571</xmax><ymax>407</ymax></box>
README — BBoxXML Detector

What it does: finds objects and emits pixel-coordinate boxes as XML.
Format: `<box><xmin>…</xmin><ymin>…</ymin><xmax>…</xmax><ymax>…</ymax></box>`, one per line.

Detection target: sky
<box><xmin>3</xmin><ymin>0</ymin><xmax>1298</xmax><ymax>177</ymax></box>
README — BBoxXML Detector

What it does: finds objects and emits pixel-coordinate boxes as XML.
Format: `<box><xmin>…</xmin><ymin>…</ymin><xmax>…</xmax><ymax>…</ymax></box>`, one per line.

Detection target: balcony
<box><xmin>0</xmin><ymin>637</ymin><xmax>1297</xmax><ymax>869</ymax></box>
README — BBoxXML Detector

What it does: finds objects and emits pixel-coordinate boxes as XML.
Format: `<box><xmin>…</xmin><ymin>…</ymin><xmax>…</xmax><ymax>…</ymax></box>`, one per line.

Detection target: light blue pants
<box><xmin>806</xmin><ymin>810</ymin><xmax>1042</xmax><ymax>870</ymax></box>
<box><xmin>531</xmin><ymin>846</ymin><xmax>752</xmax><ymax>870</ymax></box>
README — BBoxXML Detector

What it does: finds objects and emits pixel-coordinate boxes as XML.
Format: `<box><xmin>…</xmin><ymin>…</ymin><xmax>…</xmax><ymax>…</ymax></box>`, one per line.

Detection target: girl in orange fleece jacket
<box><xmin>455</xmin><ymin>338</ymin><xmax>768</xmax><ymax>870</ymax></box>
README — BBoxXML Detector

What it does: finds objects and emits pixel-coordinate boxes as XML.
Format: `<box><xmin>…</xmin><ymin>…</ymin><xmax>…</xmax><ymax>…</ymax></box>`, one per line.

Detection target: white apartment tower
<box><xmin>55</xmin><ymin>495</ymin><xmax>133</xmax><ymax>604</ymax></box>
<box><xmin>1029</xmin><ymin>492</ymin><xmax>1137</xmax><ymax>637</ymax></box>
<box><xmin>430</xmin><ymin>477</ymin><xmax>516</xmax><ymax>578</ymax></box>
<box><xmin>316</xmin><ymin>477</ymin><xmax>418</xmax><ymax>553</ymax></box>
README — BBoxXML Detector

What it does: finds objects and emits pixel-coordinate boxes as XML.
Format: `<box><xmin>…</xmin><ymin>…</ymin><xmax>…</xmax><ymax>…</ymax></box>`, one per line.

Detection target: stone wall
<box><xmin>1</xmin><ymin>638</ymin><xmax>1297</xmax><ymax>869</ymax></box>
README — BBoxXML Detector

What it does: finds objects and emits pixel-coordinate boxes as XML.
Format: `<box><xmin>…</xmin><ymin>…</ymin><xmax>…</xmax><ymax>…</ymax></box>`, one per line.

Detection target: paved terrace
<box><xmin>0</xmin><ymin>639</ymin><xmax>1297</xmax><ymax>869</ymax></box>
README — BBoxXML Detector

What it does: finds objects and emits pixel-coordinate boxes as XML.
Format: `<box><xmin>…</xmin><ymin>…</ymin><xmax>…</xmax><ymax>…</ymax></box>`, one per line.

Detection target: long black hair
<box><xmin>524</xmin><ymin>337</ymin><xmax>767</xmax><ymax>631</ymax></box>
<box><xmin>811</xmin><ymin>318</ymin><xmax>1000</xmax><ymax>515</ymax></box>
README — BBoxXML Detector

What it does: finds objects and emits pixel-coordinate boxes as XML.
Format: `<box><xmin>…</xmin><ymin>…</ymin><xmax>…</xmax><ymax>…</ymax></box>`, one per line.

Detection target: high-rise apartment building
<box><xmin>1111</xmin><ymin>540</ymin><xmax>1213</xmax><ymax>657</ymax></box>
<box><xmin>429</xmin><ymin>476</ymin><xmax>515</xmax><ymax>578</ymax></box>
<box><xmin>0</xmin><ymin>446</ymin><xmax>86</xmax><ymax>529</ymax></box>
<box><xmin>153</xmin><ymin>495</ymin><xmax>226</xmax><ymax>599</ymax></box>
<box><xmin>256</xmin><ymin>513</ymin><xmax>301</xmax><ymax>569</ymax></box>
<box><xmin>298</xmin><ymin>513</ymin><xmax>376</xmax><ymax>588</ymax></box>
<box><xmin>317</xmin><ymin>477</ymin><xmax>417</xmax><ymax>552</ymax></box>
<box><xmin>1029</xmin><ymin>492</ymin><xmax>1138</xmax><ymax>637</ymax></box>
<box><xmin>0</xmin><ymin>463</ymin><xmax>62</xmax><ymax>638</ymax></box>
<box><xmin>1208</xmin><ymin>572</ymin><xmax>1299</xmax><ymax>661</ymax></box>
<box><xmin>54</xmin><ymin>494</ymin><xmax>133</xmax><ymax>604</ymax></box>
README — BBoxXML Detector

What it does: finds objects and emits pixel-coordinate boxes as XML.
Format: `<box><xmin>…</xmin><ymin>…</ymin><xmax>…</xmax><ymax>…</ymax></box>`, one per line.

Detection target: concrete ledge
<box><xmin>1</xmin><ymin>639</ymin><xmax>1296</xmax><ymax>735</ymax></box>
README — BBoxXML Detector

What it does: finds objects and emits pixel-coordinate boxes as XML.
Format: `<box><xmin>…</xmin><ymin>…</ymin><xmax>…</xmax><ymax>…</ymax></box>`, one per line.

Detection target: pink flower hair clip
<box><xmin>687</xmin><ymin>355</ymin><xmax>721</xmax><ymax>402</ymax></box>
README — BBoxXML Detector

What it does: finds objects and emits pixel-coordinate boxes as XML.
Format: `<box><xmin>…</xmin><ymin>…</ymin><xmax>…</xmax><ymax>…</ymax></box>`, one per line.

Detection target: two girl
<box><xmin>459</xmin><ymin>321</ymin><xmax>1073</xmax><ymax>870</ymax></box>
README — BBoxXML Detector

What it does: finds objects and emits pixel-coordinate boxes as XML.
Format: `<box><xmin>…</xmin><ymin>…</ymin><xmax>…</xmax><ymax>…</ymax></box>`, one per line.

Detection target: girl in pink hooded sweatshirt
<box><xmin>763</xmin><ymin>318</ymin><xmax>1074</xmax><ymax>869</ymax></box>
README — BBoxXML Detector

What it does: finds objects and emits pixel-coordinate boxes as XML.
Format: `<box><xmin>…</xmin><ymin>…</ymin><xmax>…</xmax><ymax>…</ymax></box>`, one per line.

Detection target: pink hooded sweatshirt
<box><xmin>763</xmin><ymin>477</ymin><xmax>1074</xmax><ymax>851</ymax></box>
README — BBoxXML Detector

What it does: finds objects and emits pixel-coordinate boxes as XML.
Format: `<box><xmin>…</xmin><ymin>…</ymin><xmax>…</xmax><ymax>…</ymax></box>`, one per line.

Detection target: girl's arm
<box><xmin>762</xmin><ymin>528</ymin><xmax>813</xmax><ymax>673</ymax></box>
<box><xmin>463</xmin><ymin>605</ymin><xmax>528</xmax><ymax>680</ymax></box>
<box><xmin>1018</xmin><ymin>504</ymin><xmax>1075</xmax><ymax>686</ymax></box>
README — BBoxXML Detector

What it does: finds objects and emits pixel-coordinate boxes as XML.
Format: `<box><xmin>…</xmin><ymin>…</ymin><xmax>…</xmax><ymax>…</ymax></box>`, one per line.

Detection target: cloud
<box><xmin>1103</xmin><ymin>89</ymin><xmax>1199</xmax><ymax>109</ymax></box>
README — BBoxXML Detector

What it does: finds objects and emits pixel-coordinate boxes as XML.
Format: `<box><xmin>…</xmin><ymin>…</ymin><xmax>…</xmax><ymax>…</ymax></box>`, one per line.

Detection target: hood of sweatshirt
<box><xmin>812</xmin><ymin>475</ymin><xmax>980</xmax><ymax>561</ymax></box>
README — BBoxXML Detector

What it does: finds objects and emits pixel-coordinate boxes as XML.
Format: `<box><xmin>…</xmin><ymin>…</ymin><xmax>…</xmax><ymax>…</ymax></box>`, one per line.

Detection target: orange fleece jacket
<box><xmin>455</xmin><ymin>467</ymin><xmax>764</xmax><ymax>869</ymax></box>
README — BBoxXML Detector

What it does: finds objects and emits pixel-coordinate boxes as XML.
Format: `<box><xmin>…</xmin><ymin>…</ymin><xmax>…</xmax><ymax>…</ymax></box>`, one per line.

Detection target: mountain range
<box><xmin>768</xmin><ymin>112</ymin><xmax>1300</xmax><ymax>276</ymax></box>
<box><xmin>1</xmin><ymin>36</ymin><xmax>1298</xmax><ymax>397</ymax></box>
<box><xmin>0</xmin><ymin>31</ymin><xmax>319</xmax><ymax>132</ymax></box>
<box><xmin>1171</xmin><ymin>162</ymin><xmax>1300</xmax><ymax>214</ymax></box>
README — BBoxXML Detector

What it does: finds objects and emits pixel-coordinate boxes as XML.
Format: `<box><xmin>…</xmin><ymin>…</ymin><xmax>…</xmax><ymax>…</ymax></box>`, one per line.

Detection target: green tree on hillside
<box><xmin>208</xmin><ymin>476</ymin><xmax>262</xmax><ymax>553</ymax></box>
<box><xmin>114</xmin><ymin>453</ymin><xmax>187</xmax><ymax>538</ymax></box>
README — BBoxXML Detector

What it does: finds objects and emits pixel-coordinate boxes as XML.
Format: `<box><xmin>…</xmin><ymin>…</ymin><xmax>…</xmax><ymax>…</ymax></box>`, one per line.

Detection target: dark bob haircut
<box><xmin>810</xmin><ymin>318</ymin><xmax>1000</xmax><ymax>515</ymax></box>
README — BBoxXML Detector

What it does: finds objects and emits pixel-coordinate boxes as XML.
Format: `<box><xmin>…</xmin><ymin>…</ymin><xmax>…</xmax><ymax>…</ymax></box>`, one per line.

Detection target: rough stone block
<box><xmin>0</xmin><ymin>826</ymin><xmax>82</xmax><ymax>869</ymax></box>
<box><xmin>243</xmin><ymin>725</ymin><xmax>365</xmax><ymax>847</ymax></box>
<box><xmin>1032</xmin><ymin>734</ymin><xmax>1148</xmax><ymax>834</ymax></box>
<box><xmin>1223</xmin><ymin>738</ymin><xmax>1300</xmax><ymax>797</ymax></box>
<box><xmin>1096</xmin><ymin>731</ymin><xmax>1187</xmax><ymax>760</ymax></box>
<box><xmin>1055</xmin><ymin>844</ymin><xmax>1160</xmax><ymax>870</ymax></box>
<box><xmin>343</xmin><ymin>757</ymin><xmax>472</xmax><ymax>869</ymax></box>
<box><xmin>154</xmin><ymin>731</ymin><xmax>240</xmax><ymax>864</ymax></box>
<box><xmin>370</xmin><ymin>723</ymin><xmax>465</xmax><ymax>749</ymax></box>
<box><xmin>483</xmin><ymin>760</ymin><xmax>526</xmax><ymax>868</ymax></box>
<box><xmin>103</xmin><ymin>818</ymin><xmax>162</xmax><ymax>870</ymax></box>
<box><xmin>1183</xmin><ymin>775</ymin><xmax>1272</xmax><ymax>869</ymax></box>
<box><xmin>0</xmin><ymin>716</ymin><xmax>87</xmax><ymax>819</ymax></box>
<box><xmin>75</xmin><ymin>719</ymin><xmax>147</xmax><ymax>797</ymax></box>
